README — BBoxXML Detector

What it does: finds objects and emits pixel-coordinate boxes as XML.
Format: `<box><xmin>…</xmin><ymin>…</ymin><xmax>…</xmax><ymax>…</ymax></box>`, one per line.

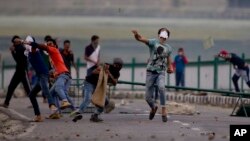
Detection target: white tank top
<box><xmin>87</xmin><ymin>45</ymin><xmax>100</xmax><ymax>69</ymax></box>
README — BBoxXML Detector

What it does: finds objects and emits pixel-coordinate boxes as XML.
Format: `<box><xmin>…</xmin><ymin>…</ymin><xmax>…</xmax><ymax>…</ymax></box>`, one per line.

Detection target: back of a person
<box><xmin>40</xmin><ymin>50</ymin><xmax>52</xmax><ymax>70</ymax></box>
<box><xmin>230</xmin><ymin>53</ymin><xmax>246</xmax><ymax>69</ymax></box>
<box><xmin>14</xmin><ymin>44</ymin><xmax>28</xmax><ymax>70</ymax></box>
<box><xmin>28</xmin><ymin>50</ymin><xmax>49</xmax><ymax>75</ymax></box>
<box><xmin>47</xmin><ymin>46</ymin><xmax>69</xmax><ymax>75</ymax></box>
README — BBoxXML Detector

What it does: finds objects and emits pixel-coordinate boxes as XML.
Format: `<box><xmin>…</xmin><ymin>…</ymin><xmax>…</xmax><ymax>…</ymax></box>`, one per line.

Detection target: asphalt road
<box><xmin>1</xmin><ymin>97</ymin><xmax>249</xmax><ymax>141</ymax></box>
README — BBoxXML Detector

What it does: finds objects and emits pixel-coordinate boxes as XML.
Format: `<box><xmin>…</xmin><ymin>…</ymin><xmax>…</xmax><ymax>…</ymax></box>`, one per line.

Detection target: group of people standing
<box><xmin>0</xmin><ymin>34</ymin><xmax>123</xmax><ymax>123</ymax></box>
<box><xmin>0</xmin><ymin>35</ymin><xmax>77</xmax><ymax>121</ymax></box>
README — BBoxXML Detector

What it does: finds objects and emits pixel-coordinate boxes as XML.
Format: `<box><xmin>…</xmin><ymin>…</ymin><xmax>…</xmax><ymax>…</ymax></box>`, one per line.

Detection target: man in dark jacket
<box><xmin>0</xmin><ymin>35</ymin><xmax>31</xmax><ymax>108</ymax></box>
<box><xmin>71</xmin><ymin>58</ymin><xmax>123</xmax><ymax>122</ymax></box>
<box><xmin>24</xmin><ymin>36</ymin><xmax>57</xmax><ymax>122</ymax></box>
<box><xmin>60</xmin><ymin>40</ymin><xmax>77</xmax><ymax>74</ymax></box>
<box><xmin>217</xmin><ymin>50</ymin><xmax>250</xmax><ymax>92</ymax></box>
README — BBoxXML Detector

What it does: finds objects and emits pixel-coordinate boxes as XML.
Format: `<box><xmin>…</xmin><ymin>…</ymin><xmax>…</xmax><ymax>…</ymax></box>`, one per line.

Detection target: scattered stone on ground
<box><xmin>0</xmin><ymin>108</ymin><xmax>32</xmax><ymax>139</ymax></box>
<box><xmin>164</xmin><ymin>102</ymin><xmax>195</xmax><ymax>115</ymax></box>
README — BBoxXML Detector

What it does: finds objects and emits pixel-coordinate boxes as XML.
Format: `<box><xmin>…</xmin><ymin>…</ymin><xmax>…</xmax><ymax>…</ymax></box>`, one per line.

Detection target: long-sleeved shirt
<box><xmin>30</xmin><ymin>42</ymin><xmax>69</xmax><ymax>76</ymax></box>
<box><xmin>229</xmin><ymin>53</ymin><xmax>247</xmax><ymax>70</ymax></box>
<box><xmin>173</xmin><ymin>55</ymin><xmax>188</xmax><ymax>73</ymax></box>
<box><xmin>28</xmin><ymin>50</ymin><xmax>49</xmax><ymax>75</ymax></box>
<box><xmin>12</xmin><ymin>44</ymin><xmax>28</xmax><ymax>71</ymax></box>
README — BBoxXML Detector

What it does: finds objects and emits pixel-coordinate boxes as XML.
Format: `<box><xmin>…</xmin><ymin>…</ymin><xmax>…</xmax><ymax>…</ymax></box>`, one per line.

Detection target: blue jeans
<box><xmin>145</xmin><ymin>71</ymin><xmax>166</xmax><ymax>109</ymax></box>
<box><xmin>50</xmin><ymin>73</ymin><xmax>71</xmax><ymax>101</ymax></box>
<box><xmin>175</xmin><ymin>71</ymin><xmax>185</xmax><ymax>87</ymax></box>
<box><xmin>64</xmin><ymin>78</ymin><xmax>76</xmax><ymax>110</ymax></box>
<box><xmin>29</xmin><ymin>74</ymin><xmax>54</xmax><ymax>115</ymax></box>
<box><xmin>78</xmin><ymin>81</ymin><xmax>96</xmax><ymax>113</ymax></box>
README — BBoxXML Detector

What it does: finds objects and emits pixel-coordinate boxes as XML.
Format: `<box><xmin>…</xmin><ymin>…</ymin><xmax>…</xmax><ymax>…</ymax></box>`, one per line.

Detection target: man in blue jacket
<box><xmin>24</xmin><ymin>36</ymin><xmax>57</xmax><ymax>122</ymax></box>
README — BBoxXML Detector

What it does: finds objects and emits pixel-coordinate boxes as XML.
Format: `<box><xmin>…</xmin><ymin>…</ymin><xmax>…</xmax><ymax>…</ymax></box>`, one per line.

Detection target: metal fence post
<box><xmin>229</xmin><ymin>63</ymin><xmax>232</xmax><ymax>91</ymax></box>
<box><xmin>167</xmin><ymin>73</ymin><xmax>170</xmax><ymax>86</ymax></box>
<box><xmin>76</xmin><ymin>58</ymin><xmax>81</xmax><ymax>85</ymax></box>
<box><xmin>241</xmin><ymin>53</ymin><xmax>245</xmax><ymax>92</ymax></box>
<box><xmin>197</xmin><ymin>56</ymin><xmax>201</xmax><ymax>89</ymax></box>
<box><xmin>1</xmin><ymin>60</ymin><xmax>4</xmax><ymax>89</ymax></box>
<box><xmin>131</xmin><ymin>58</ymin><xmax>135</xmax><ymax>91</ymax></box>
<box><xmin>213</xmin><ymin>57</ymin><xmax>218</xmax><ymax>90</ymax></box>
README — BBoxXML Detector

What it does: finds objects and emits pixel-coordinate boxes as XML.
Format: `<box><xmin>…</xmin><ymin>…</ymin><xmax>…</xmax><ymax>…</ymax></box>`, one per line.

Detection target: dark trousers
<box><xmin>29</xmin><ymin>84</ymin><xmax>42</xmax><ymax>115</ymax></box>
<box><xmin>232</xmin><ymin>68</ymin><xmax>250</xmax><ymax>92</ymax></box>
<box><xmin>29</xmin><ymin>74</ymin><xmax>54</xmax><ymax>116</ymax></box>
<box><xmin>175</xmin><ymin>71</ymin><xmax>185</xmax><ymax>87</ymax></box>
<box><xmin>4</xmin><ymin>70</ymin><xmax>31</xmax><ymax>106</ymax></box>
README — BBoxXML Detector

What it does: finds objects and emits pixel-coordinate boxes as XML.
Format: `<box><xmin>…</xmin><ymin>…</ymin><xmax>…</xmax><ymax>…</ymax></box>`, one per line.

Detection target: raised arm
<box><xmin>107</xmin><ymin>71</ymin><xmax>118</xmax><ymax>85</ymax></box>
<box><xmin>92</xmin><ymin>66</ymin><xmax>102</xmax><ymax>75</ymax></box>
<box><xmin>29</xmin><ymin>42</ymin><xmax>49</xmax><ymax>51</ymax></box>
<box><xmin>132</xmin><ymin>30</ymin><xmax>149</xmax><ymax>45</ymax></box>
<box><xmin>15</xmin><ymin>38</ymin><xmax>49</xmax><ymax>52</ymax></box>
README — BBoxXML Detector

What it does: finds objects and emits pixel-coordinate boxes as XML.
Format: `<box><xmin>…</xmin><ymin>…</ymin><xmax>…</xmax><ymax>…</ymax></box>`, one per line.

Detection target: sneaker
<box><xmin>32</xmin><ymin>115</ymin><xmax>43</xmax><ymax>122</ymax></box>
<box><xmin>47</xmin><ymin>113</ymin><xmax>60</xmax><ymax>119</ymax></box>
<box><xmin>90</xmin><ymin>114</ymin><xmax>103</xmax><ymax>122</ymax></box>
<box><xmin>0</xmin><ymin>103</ymin><xmax>9</xmax><ymax>108</ymax></box>
<box><xmin>70</xmin><ymin>110</ymin><xmax>79</xmax><ymax>117</ymax></box>
<box><xmin>149</xmin><ymin>106</ymin><xmax>158</xmax><ymax>120</ymax></box>
<box><xmin>60</xmin><ymin>101</ymin><xmax>71</xmax><ymax>109</ymax></box>
<box><xmin>72</xmin><ymin>112</ymin><xmax>83</xmax><ymax>122</ymax></box>
<box><xmin>50</xmin><ymin>104</ymin><xmax>58</xmax><ymax>112</ymax></box>
<box><xmin>59</xmin><ymin>114</ymin><xmax>63</xmax><ymax>118</ymax></box>
<box><xmin>162</xmin><ymin>115</ymin><xmax>168</xmax><ymax>122</ymax></box>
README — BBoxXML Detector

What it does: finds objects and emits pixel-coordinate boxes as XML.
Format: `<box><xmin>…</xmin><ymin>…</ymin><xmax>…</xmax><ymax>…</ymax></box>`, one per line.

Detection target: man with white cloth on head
<box><xmin>23</xmin><ymin>36</ymin><xmax>57</xmax><ymax>122</ymax></box>
<box><xmin>84</xmin><ymin>35</ymin><xmax>101</xmax><ymax>76</ymax></box>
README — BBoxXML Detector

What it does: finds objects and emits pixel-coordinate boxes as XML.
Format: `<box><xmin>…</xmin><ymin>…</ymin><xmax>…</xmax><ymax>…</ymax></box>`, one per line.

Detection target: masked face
<box><xmin>159</xmin><ymin>37</ymin><xmax>167</xmax><ymax>44</ymax></box>
<box><xmin>112</xmin><ymin>64</ymin><xmax>122</xmax><ymax>71</ymax></box>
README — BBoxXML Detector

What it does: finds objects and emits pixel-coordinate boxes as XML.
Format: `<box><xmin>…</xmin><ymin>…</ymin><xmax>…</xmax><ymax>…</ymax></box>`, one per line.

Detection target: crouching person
<box><xmin>71</xmin><ymin>58</ymin><xmax>123</xmax><ymax>122</ymax></box>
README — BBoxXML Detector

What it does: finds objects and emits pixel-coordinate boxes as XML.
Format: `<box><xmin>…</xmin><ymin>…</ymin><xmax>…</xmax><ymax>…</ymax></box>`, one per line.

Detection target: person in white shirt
<box><xmin>84</xmin><ymin>35</ymin><xmax>101</xmax><ymax>76</ymax></box>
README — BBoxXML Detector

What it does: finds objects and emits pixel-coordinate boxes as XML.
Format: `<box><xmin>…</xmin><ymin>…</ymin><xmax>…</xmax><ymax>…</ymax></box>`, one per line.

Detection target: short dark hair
<box><xmin>178</xmin><ymin>48</ymin><xmax>184</xmax><ymax>52</ymax></box>
<box><xmin>64</xmin><ymin>40</ymin><xmax>70</xmax><ymax>44</ymax></box>
<box><xmin>47</xmin><ymin>38</ymin><xmax>58</xmax><ymax>48</ymax></box>
<box><xmin>44</xmin><ymin>35</ymin><xmax>52</xmax><ymax>42</ymax></box>
<box><xmin>158</xmin><ymin>28</ymin><xmax>170</xmax><ymax>38</ymax></box>
<box><xmin>11</xmin><ymin>35</ymin><xmax>20</xmax><ymax>43</ymax></box>
<box><xmin>91</xmin><ymin>35</ymin><xmax>99</xmax><ymax>42</ymax></box>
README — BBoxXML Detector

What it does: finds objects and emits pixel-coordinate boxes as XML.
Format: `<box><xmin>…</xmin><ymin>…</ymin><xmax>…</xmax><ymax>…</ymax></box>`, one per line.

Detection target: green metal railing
<box><xmin>118</xmin><ymin>80</ymin><xmax>250</xmax><ymax>98</ymax></box>
<box><xmin>1</xmin><ymin>53</ymin><xmax>250</xmax><ymax>91</ymax></box>
<box><xmin>117</xmin><ymin>80</ymin><xmax>250</xmax><ymax>117</ymax></box>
